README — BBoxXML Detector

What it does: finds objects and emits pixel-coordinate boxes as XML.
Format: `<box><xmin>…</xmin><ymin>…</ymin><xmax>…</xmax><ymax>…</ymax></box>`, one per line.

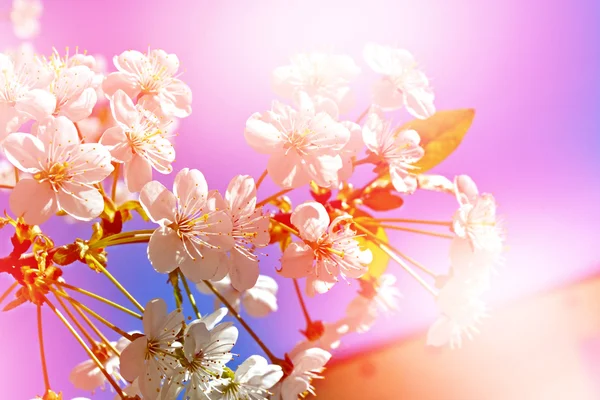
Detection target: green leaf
<box><xmin>399</xmin><ymin>108</ymin><xmax>475</xmax><ymax>172</ymax></box>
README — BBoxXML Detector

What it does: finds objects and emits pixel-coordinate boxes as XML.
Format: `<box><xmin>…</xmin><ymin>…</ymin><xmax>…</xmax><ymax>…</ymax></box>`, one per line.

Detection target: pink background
<box><xmin>0</xmin><ymin>0</ymin><xmax>599</xmax><ymax>398</ymax></box>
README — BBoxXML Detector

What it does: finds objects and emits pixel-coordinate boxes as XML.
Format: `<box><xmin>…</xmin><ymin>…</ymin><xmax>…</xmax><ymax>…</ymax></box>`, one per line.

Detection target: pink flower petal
<box><xmin>139</xmin><ymin>181</ymin><xmax>177</xmax><ymax>224</ymax></box>
<box><xmin>244</xmin><ymin>115</ymin><xmax>284</xmax><ymax>154</ymax></box>
<box><xmin>9</xmin><ymin>179</ymin><xmax>57</xmax><ymax>225</ymax></box>
<box><xmin>290</xmin><ymin>202</ymin><xmax>329</xmax><ymax>242</ymax></box>
<box><xmin>147</xmin><ymin>227</ymin><xmax>185</xmax><ymax>274</ymax></box>
<box><xmin>404</xmin><ymin>87</ymin><xmax>436</xmax><ymax>119</ymax></box>
<box><xmin>99</xmin><ymin>126</ymin><xmax>133</xmax><ymax>163</ymax></box>
<box><xmin>372</xmin><ymin>78</ymin><xmax>404</xmax><ymax>111</ymax></box>
<box><xmin>102</xmin><ymin>72</ymin><xmax>139</xmax><ymax>99</ymax></box>
<box><xmin>225</xmin><ymin>175</ymin><xmax>256</xmax><ymax>219</ymax></box>
<box><xmin>178</xmin><ymin>247</ymin><xmax>221</xmax><ymax>283</ymax></box>
<box><xmin>69</xmin><ymin>143</ymin><xmax>114</xmax><ymax>184</ymax></box>
<box><xmin>267</xmin><ymin>150</ymin><xmax>310</xmax><ymax>189</ymax></box>
<box><xmin>36</xmin><ymin>116</ymin><xmax>79</xmax><ymax>149</ymax></box>
<box><xmin>14</xmin><ymin>88</ymin><xmax>56</xmax><ymax>121</ymax></box>
<box><xmin>119</xmin><ymin>337</ymin><xmax>147</xmax><ymax>382</ymax></box>
<box><xmin>173</xmin><ymin>168</ymin><xmax>208</xmax><ymax>210</ymax></box>
<box><xmin>110</xmin><ymin>89</ymin><xmax>139</xmax><ymax>127</ymax></box>
<box><xmin>279</xmin><ymin>242</ymin><xmax>314</xmax><ymax>279</ymax></box>
<box><xmin>229</xmin><ymin>248</ymin><xmax>259</xmax><ymax>292</ymax></box>
<box><xmin>60</xmin><ymin>87</ymin><xmax>97</xmax><ymax>122</ymax></box>
<box><xmin>161</xmin><ymin>78</ymin><xmax>192</xmax><ymax>118</ymax></box>
<box><xmin>125</xmin><ymin>154</ymin><xmax>152</xmax><ymax>193</ymax></box>
<box><xmin>2</xmin><ymin>132</ymin><xmax>45</xmax><ymax>173</ymax></box>
<box><xmin>57</xmin><ymin>183</ymin><xmax>104</xmax><ymax>221</ymax></box>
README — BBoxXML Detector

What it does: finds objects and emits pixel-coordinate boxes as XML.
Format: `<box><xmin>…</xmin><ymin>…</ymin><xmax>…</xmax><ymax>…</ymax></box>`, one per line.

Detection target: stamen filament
<box><xmin>354</xmin><ymin>222</ymin><xmax>437</xmax><ymax>296</ymax></box>
<box><xmin>377</xmin><ymin>224</ymin><xmax>454</xmax><ymax>239</ymax></box>
<box><xmin>270</xmin><ymin>217</ymin><xmax>300</xmax><ymax>236</ymax></box>
<box><xmin>55</xmin><ymin>281</ymin><xmax>142</xmax><ymax>319</ymax></box>
<box><xmin>360</xmin><ymin>217</ymin><xmax>452</xmax><ymax>227</ymax></box>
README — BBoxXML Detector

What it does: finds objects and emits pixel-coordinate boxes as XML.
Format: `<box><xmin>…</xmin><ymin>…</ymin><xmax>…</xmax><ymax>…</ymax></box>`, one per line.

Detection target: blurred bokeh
<box><xmin>0</xmin><ymin>0</ymin><xmax>598</xmax><ymax>399</ymax></box>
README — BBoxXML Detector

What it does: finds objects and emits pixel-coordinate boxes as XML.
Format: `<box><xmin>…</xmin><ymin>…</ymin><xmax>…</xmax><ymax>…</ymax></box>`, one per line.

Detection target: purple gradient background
<box><xmin>0</xmin><ymin>0</ymin><xmax>599</xmax><ymax>398</ymax></box>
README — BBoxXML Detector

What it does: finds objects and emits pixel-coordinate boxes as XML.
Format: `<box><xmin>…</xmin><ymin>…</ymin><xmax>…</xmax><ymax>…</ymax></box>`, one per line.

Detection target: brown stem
<box><xmin>111</xmin><ymin>163</ymin><xmax>120</xmax><ymax>203</ymax></box>
<box><xmin>37</xmin><ymin>305</ymin><xmax>50</xmax><ymax>392</ymax></box>
<box><xmin>44</xmin><ymin>295</ymin><xmax>127</xmax><ymax>399</ymax></box>
<box><xmin>293</xmin><ymin>278</ymin><xmax>312</xmax><ymax>325</ymax></box>
<box><xmin>179</xmin><ymin>270</ymin><xmax>201</xmax><ymax>319</ymax></box>
<box><xmin>203</xmin><ymin>280</ymin><xmax>280</xmax><ymax>363</ymax></box>
<box><xmin>256</xmin><ymin>189</ymin><xmax>292</xmax><ymax>208</ymax></box>
<box><xmin>255</xmin><ymin>169</ymin><xmax>268</xmax><ymax>190</ymax></box>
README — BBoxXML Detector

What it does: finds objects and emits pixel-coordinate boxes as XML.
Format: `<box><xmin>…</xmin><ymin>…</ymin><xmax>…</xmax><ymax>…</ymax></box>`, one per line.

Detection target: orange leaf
<box><xmin>362</xmin><ymin>187</ymin><xmax>404</xmax><ymax>211</ymax></box>
<box><xmin>399</xmin><ymin>108</ymin><xmax>475</xmax><ymax>172</ymax></box>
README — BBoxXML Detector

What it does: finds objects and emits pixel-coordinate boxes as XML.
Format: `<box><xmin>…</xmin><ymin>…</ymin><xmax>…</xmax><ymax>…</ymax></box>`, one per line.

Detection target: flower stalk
<box><xmin>36</xmin><ymin>305</ymin><xmax>50</xmax><ymax>392</ymax></box>
<box><xmin>43</xmin><ymin>295</ymin><xmax>127</xmax><ymax>399</ymax></box>
<box><xmin>87</xmin><ymin>256</ymin><xmax>144</xmax><ymax>313</ymax></box>
<box><xmin>203</xmin><ymin>279</ymin><xmax>280</xmax><ymax>364</ymax></box>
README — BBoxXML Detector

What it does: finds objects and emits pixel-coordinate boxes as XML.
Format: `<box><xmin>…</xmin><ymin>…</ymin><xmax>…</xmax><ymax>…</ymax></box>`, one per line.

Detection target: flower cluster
<box><xmin>0</xmin><ymin>2</ymin><xmax>504</xmax><ymax>399</ymax></box>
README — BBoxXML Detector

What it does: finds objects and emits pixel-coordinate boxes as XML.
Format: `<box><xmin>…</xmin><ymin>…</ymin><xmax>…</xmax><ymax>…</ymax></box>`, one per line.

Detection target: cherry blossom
<box><xmin>244</xmin><ymin>93</ymin><xmax>351</xmax><ymax>189</ymax></box>
<box><xmin>426</xmin><ymin>278</ymin><xmax>488</xmax><ymax>348</ymax></box>
<box><xmin>272</xmin><ymin>52</ymin><xmax>360</xmax><ymax>113</ymax></box>
<box><xmin>271</xmin><ymin>348</ymin><xmax>331</xmax><ymax>400</ymax></box>
<box><xmin>119</xmin><ymin>298</ymin><xmax>184</xmax><ymax>400</ymax></box>
<box><xmin>100</xmin><ymin>90</ymin><xmax>175</xmax><ymax>192</ymax></box>
<box><xmin>197</xmin><ymin>274</ymin><xmax>279</xmax><ymax>318</ymax></box>
<box><xmin>69</xmin><ymin>336</ymin><xmax>130</xmax><ymax>392</ymax></box>
<box><xmin>291</xmin><ymin>320</ymin><xmax>350</xmax><ymax>355</ymax></box>
<box><xmin>210</xmin><ymin>355</ymin><xmax>283</xmax><ymax>400</ymax></box>
<box><xmin>346</xmin><ymin>274</ymin><xmax>402</xmax><ymax>333</ymax></box>
<box><xmin>364</xmin><ymin>43</ymin><xmax>435</xmax><ymax>119</ymax></box>
<box><xmin>449</xmin><ymin>234</ymin><xmax>503</xmax><ymax>292</ymax></box>
<box><xmin>452</xmin><ymin>175</ymin><xmax>501</xmax><ymax>250</ymax></box>
<box><xmin>2</xmin><ymin>116</ymin><xmax>113</xmax><ymax>225</ymax></box>
<box><xmin>163</xmin><ymin>320</ymin><xmax>238</xmax><ymax>399</ymax></box>
<box><xmin>45</xmin><ymin>48</ymin><xmax>108</xmax><ymax>98</ymax></box>
<box><xmin>224</xmin><ymin>175</ymin><xmax>270</xmax><ymax>291</ymax></box>
<box><xmin>139</xmin><ymin>168</ymin><xmax>234</xmax><ymax>282</ymax></box>
<box><xmin>103</xmin><ymin>49</ymin><xmax>192</xmax><ymax>118</ymax></box>
<box><xmin>0</xmin><ymin>52</ymin><xmax>54</xmax><ymax>138</ymax></box>
<box><xmin>337</xmin><ymin>120</ymin><xmax>364</xmax><ymax>182</ymax></box>
<box><xmin>38</xmin><ymin>49</ymin><xmax>102</xmax><ymax>122</ymax></box>
<box><xmin>362</xmin><ymin>107</ymin><xmax>424</xmax><ymax>193</ymax></box>
<box><xmin>279</xmin><ymin>202</ymin><xmax>372</xmax><ymax>296</ymax></box>
<box><xmin>11</xmin><ymin>0</ymin><xmax>43</xmax><ymax>39</ymax></box>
